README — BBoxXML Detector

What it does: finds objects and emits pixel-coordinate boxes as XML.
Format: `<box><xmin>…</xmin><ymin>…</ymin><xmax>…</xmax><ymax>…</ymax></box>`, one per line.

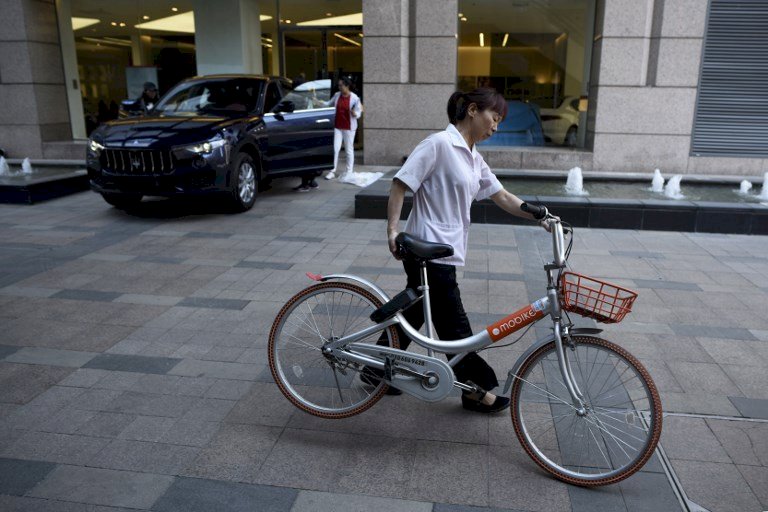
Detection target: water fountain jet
<box><xmin>664</xmin><ymin>175</ymin><xmax>685</xmax><ymax>199</ymax></box>
<box><xmin>651</xmin><ymin>169</ymin><xmax>664</xmax><ymax>193</ymax></box>
<box><xmin>564</xmin><ymin>166</ymin><xmax>589</xmax><ymax>196</ymax></box>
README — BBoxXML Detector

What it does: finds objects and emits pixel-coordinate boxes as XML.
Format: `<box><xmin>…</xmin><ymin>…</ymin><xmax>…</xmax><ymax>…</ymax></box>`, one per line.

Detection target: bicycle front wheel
<box><xmin>510</xmin><ymin>335</ymin><xmax>662</xmax><ymax>486</ymax></box>
<box><xmin>268</xmin><ymin>282</ymin><xmax>399</xmax><ymax>419</ymax></box>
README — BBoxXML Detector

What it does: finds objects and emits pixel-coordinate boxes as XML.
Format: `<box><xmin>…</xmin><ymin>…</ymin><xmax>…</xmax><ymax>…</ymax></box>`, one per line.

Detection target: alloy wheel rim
<box><xmin>239</xmin><ymin>162</ymin><xmax>255</xmax><ymax>203</ymax></box>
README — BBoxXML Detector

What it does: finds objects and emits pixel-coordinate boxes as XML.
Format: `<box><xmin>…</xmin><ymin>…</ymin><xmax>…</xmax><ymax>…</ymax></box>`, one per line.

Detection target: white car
<box><xmin>539</xmin><ymin>96</ymin><xmax>580</xmax><ymax>147</ymax></box>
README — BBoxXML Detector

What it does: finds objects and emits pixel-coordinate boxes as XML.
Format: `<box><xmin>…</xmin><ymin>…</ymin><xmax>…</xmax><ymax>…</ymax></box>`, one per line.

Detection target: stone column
<box><xmin>363</xmin><ymin>0</ymin><xmax>457</xmax><ymax>165</ymax></box>
<box><xmin>193</xmin><ymin>0</ymin><xmax>263</xmax><ymax>75</ymax></box>
<box><xmin>56</xmin><ymin>0</ymin><xmax>86</xmax><ymax>140</ymax></box>
<box><xmin>0</xmin><ymin>0</ymin><xmax>71</xmax><ymax>158</ymax></box>
<box><xmin>590</xmin><ymin>0</ymin><xmax>707</xmax><ymax>173</ymax></box>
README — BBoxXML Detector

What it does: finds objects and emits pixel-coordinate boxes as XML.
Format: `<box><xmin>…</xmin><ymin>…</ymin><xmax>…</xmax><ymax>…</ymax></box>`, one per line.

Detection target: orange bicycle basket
<box><xmin>560</xmin><ymin>272</ymin><xmax>638</xmax><ymax>324</ymax></box>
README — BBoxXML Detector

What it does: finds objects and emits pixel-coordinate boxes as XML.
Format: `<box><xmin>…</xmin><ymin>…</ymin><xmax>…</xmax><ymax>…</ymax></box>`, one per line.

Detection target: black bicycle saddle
<box><xmin>395</xmin><ymin>232</ymin><xmax>454</xmax><ymax>261</ymax></box>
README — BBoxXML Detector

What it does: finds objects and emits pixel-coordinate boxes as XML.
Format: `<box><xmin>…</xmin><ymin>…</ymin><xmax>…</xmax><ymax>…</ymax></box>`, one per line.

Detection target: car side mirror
<box><xmin>276</xmin><ymin>100</ymin><xmax>295</xmax><ymax>113</ymax></box>
<box><xmin>119</xmin><ymin>99</ymin><xmax>145</xmax><ymax>118</ymax></box>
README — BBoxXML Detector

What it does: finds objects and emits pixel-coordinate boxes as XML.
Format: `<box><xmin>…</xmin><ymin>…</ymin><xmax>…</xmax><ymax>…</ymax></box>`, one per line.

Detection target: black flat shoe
<box><xmin>359</xmin><ymin>368</ymin><xmax>402</xmax><ymax>395</ymax></box>
<box><xmin>461</xmin><ymin>394</ymin><xmax>510</xmax><ymax>414</ymax></box>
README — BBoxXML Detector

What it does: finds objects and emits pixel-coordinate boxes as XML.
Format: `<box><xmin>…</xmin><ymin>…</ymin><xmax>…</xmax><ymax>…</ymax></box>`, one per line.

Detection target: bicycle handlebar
<box><xmin>523</xmin><ymin>202</ymin><xmax>568</xmax><ymax>267</ymax></box>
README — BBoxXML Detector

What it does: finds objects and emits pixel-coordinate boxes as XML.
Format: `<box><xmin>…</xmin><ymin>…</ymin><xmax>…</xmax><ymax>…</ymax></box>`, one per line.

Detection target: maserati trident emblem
<box><xmin>130</xmin><ymin>152</ymin><xmax>141</xmax><ymax>170</ymax></box>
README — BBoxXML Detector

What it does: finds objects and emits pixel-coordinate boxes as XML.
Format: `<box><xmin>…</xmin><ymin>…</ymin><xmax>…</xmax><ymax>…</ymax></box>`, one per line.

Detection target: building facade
<box><xmin>1</xmin><ymin>0</ymin><xmax>767</xmax><ymax>175</ymax></box>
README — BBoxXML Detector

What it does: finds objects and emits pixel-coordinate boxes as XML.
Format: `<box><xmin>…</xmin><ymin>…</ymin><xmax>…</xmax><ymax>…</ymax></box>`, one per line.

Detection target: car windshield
<box><xmin>154</xmin><ymin>79</ymin><xmax>264</xmax><ymax>116</ymax></box>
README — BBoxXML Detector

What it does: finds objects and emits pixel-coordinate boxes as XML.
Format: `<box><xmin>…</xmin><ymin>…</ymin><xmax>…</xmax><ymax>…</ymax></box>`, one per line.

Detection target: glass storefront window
<box><xmin>458</xmin><ymin>1</ymin><xmax>594</xmax><ymax>148</ymax></box>
<box><xmin>66</xmin><ymin>0</ymin><xmax>361</xmax><ymax>135</ymax></box>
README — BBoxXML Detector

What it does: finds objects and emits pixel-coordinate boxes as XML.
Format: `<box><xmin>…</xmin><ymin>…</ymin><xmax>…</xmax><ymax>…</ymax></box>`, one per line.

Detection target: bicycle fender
<box><xmin>320</xmin><ymin>274</ymin><xmax>392</xmax><ymax>304</ymax></box>
<box><xmin>502</xmin><ymin>327</ymin><xmax>603</xmax><ymax>395</ymax></box>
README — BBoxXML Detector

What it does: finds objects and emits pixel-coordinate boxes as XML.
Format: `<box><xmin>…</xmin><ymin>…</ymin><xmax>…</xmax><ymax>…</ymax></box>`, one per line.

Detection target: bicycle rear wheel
<box><xmin>268</xmin><ymin>282</ymin><xmax>399</xmax><ymax>419</ymax></box>
<box><xmin>510</xmin><ymin>335</ymin><xmax>662</xmax><ymax>486</ymax></box>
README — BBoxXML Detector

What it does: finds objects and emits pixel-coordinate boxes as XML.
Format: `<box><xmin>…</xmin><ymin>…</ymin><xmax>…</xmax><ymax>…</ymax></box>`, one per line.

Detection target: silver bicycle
<box><xmin>268</xmin><ymin>208</ymin><xmax>662</xmax><ymax>486</ymax></box>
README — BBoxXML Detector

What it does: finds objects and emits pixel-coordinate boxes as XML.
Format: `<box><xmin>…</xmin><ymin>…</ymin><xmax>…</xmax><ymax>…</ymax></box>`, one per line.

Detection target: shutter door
<box><xmin>692</xmin><ymin>0</ymin><xmax>768</xmax><ymax>157</ymax></box>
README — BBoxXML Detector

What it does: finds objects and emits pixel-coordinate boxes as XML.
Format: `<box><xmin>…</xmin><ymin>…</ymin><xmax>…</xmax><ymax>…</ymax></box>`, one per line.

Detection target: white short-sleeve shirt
<box><xmin>394</xmin><ymin>124</ymin><xmax>503</xmax><ymax>266</ymax></box>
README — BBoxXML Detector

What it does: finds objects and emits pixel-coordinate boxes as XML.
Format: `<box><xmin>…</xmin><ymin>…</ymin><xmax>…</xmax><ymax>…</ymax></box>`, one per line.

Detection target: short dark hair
<box><xmin>447</xmin><ymin>88</ymin><xmax>507</xmax><ymax>124</ymax></box>
<box><xmin>338</xmin><ymin>75</ymin><xmax>353</xmax><ymax>88</ymax></box>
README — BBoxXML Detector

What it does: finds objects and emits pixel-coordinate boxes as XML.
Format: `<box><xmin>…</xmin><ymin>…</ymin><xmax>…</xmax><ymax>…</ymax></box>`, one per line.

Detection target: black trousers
<box><xmin>382</xmin><ymin>260</ymin><xmax>499</xmax><ymax>392</ymax></box>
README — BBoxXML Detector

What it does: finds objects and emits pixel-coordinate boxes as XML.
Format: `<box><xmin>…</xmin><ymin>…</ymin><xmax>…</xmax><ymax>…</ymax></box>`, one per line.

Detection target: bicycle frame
<box><xmin>321</xmin><ymin>219</ymin><xmax>591</xmax><ymax>412</ymax></box>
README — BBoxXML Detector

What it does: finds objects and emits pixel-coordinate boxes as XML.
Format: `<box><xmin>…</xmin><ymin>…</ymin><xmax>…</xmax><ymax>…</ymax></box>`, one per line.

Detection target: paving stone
<box><xmin>118</xmin><ymin>416</ymin><xmax>176</xmax><ymax>442</ymax></box>
<box><xmin>463</xmin><ymin>271</ymin><xmax>525</xmax><ymax>282</ymax></box>
<box><xmin>722</xmin><ymin>365</ymin><xmax>768</xmax><ymax>398</ymax></box>
<box><xmin>0</xmin><ymin>457</ymin><xmax>57</xmax><ymax>496</ymax></box>
<box><xmin>291</xmin><ymin>490</ymin><xmax>431</xmax><ymax>512</ymax></box>
<box><xmin>75</xmin><ymin>412</ymin><xmax>136</xmax><ymax>438</ymax></box>
<box><xmin>153</xmin><ymin>476</ymin><xmax>298</xmax><ymax>512</ymax></box>
<box><xmin>2</xmin><ymin>431</ymin><xmax>112</xmax><ymax>465</ymax></box>
<box><xmin>235</xmin><ymin>261</ymin><xmax>294</xmax><ymax>270</ymax></box>
<box><xmin>51</xmin><ymin>289</ymin><xmax>122</xmax><ymax>302</ymax></box>
<box><xmin>276</xmin><ymin>236</ymin><xmax>324</xmax><ymax>243</ymax></box>
<box><xmin>4</xmin><ymin>347</ymin><xmax>97</xmax><ymax>368</ymax></box>
<box><xmin>182</xmin><ymin>423</ymin><xmax>282</xmax><ymax>482</ymax></box>
<box><xmin>618</xmin><ymin>471</ymin><xmax>681</xmax><ymax>512</ymax></box>
<box><xmin>705</xmin><ymin>419</ymin><xmax>768</xmax><ymax>466</ymax></box>
<box><xmin>113</xmin><ymin>294</ymin><xmax>182</xmax><ymax>306</ymax></box>
<box><xmin>432</xmin><ymin>504</ymin><xmax>526</xmax><ymax>512</ymax></box>
<box><xmin>670</xmin><ymin>324</ymin><xmax>757</xmax><ymax>341</ymax></box>
<box><xmin>106</xmin><ymin>391</ymin><xmax>198</xmax><ymax>418</ymax></box>
<box><xmin>186</xmin><ymin>231</ymin><xmax>233</xmax><ymax>239</ymax></box>
<box><xmin>177</xmin><ymin>297</ymin><xmax>250</xmax><ymax>310</ymax></box>
<box><xmin>28</xmin><ymin>465</ymin><xmax>174</xmax><ymax>509</ymax></box>
<box><xmin>0</xmin><ymin>344</ymin><xmax>21</xmax><ymax>359</ymax></box>
<box><xmin>728</xmin><ymin>397</ymin><xmax>768</xmax><ymax>420</ymax></box>
<box><xmin>0</xmin><ymin>363</ymin><xmax>73</xmax><ymax>405</ymax></box>
<box><xmin>659</xmin><ymin>416</ymin><xmax>731</xmax><ymax>463</ymax></box>
<box><xmin>0</xmin><ymin>285</ymin><xmax>60</xmax><ymax>298</ymax></box>
<box><xmin>83</xmin><ymin>354</ymin><xmax>181</xmax><ymax>375</ymax></box>
<box><xmin>671</xmin><ymin>459</ymin><xmax>762</xmax><ymax>512</ymax></box>
<box><xmin>89</xmin><ymin>439</ymin><xmax>199</xmax><ymax>474</ymax></box>
<box><xmin>737</xmin><ymin>465</ymin><xmax>768</xmax><ymax>509</ymax></box>
<box><xmin>204</xmin><ymin>379</ymin><xmax>253</xmax><ymax>400</ymax></box>
<box><xmin>0</xmin><ymin>494</ymin><xmax>136</xmax><ymax>511</ymax></box>
<box><xmin>169</xmin><ymin>359</ymin><xmax>260</xmax><ymax>381</ymax></box>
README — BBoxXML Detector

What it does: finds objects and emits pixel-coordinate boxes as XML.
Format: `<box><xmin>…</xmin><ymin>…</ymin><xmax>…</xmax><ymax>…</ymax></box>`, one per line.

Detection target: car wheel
<box><xmin>101</xmin><ymin>192</ymin><xmax>143</xmax><ymax>209</ymax></box>
<box><xmin>230</xmin><ymin>153</ymin><xmax>258</xmax><ymax>212</ymax></box>
<box><xmin>565</xmin><ymin>126</ymin><xmax>578</xmax><ymax>147</ymax></box>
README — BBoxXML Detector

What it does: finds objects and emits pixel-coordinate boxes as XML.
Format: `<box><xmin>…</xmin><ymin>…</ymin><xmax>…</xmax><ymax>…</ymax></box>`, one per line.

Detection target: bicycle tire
<box><xmin>510</xmin><ymin>335</ymin><xmax>662</xmax><ymax>486</ymax></box>
<box><xmin>268</xmin><ymin>282</ymin><xmax>399</xmax><ymax>419</ymax></box>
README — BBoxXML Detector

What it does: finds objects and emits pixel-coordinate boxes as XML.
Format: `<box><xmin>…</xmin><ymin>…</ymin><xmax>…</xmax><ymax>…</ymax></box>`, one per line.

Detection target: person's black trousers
<box><xmin>382</xmin><ymin>260</ymin><xmax>499</xmax><ymax>392</ymax></box>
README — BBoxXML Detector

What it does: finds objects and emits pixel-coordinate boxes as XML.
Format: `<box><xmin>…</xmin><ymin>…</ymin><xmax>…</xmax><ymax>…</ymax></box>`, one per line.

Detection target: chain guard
<box><xmin>347</xmin><ymin>344</ymin><xmax>456</xmax><ymax>402</ymax></box>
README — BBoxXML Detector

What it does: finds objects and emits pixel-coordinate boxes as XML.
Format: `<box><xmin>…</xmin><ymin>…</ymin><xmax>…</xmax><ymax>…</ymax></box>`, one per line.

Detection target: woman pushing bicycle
<box><xmin>381</xmin><ymin>88</ymin><xmax>552</xmax><ymax>413</ymax></box>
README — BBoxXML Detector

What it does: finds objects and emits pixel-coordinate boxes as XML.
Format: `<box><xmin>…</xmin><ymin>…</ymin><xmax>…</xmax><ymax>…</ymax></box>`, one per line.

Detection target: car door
<box><xmin>261</xmin><ymin>80</ymin><xmax>334</xmax><ymax>175</ymax></box>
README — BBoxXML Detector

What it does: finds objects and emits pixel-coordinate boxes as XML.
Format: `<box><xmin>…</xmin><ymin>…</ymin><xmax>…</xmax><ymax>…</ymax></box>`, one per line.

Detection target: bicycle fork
<box><xmin>554</xmin><ymin>322</ymin><xmax>588</xmax><ymax>415</ymax></box>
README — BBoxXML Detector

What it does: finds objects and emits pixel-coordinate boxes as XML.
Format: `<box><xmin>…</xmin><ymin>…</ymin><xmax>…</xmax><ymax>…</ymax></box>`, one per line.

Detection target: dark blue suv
<box><xmin>86</xmin><ymin>75</ymin><xmax>334</xmax><ymax>211</ymax></box>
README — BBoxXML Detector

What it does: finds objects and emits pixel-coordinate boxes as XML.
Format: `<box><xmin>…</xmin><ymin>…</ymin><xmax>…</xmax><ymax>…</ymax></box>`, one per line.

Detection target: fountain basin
<box><xmin>0</xmin><ymin>163</ymin><xmax>89</xmax><ymax>204</ymax></box>
<box><xmin>355</xmin><ymin>170</ymin><xmax>768</xmax><ymax>235</ymax></box>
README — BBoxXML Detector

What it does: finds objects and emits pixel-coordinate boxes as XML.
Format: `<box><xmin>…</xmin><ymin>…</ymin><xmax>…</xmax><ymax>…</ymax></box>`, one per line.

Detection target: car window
<box><xmin>264</xmin><ymin>82</ymin><xmax>282</xmax><ymax>113</ymax></box>
<box><xmin>154</xmin><ymin>79</ymin><xmax>262</xmax><ymax>115</ymax></box>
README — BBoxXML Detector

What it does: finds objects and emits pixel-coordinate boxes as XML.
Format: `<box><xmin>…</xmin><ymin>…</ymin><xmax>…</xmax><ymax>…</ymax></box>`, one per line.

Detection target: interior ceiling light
<box><xmin>72</xmin><ymin>17</ymin><xmax>100</xmax><ymax>31</ymax></box>
<box><xmin>502</xmin><ymin>33</ymin><xmax>509</xmax><ymax>46</ymax></box>
<box><xmin>285</xmin><ymin>19</ymin><xmax>292</xmax><ymax>23</ymax></box>
<box><xmin>142</xmin><ymin>15</ymin><xmax>150</xmax><ymax>20</ymax></box>
<box><xmin>458</xmin><ymin>13</ymin><xmax>463</xmax><ymax>17</ymax></box>
<box><xmin>333</xmin><ymin>33</ymin><xmax>361</xmax><ymax>47</ymax></box>
<box><xmin>171</xmin><ymin>7</ymin><xmax>178</xmax><ymax>11</ymax></box>
<box><xmin>326</xmin><ymin>12</ymin><xmax>332</xmax><ymax>16</ymax></box>
<box><xmin>358</xmin><ymin>33</ymin><xmax>363</xmax><ymax>37</ymax></box>
<box><xmin>135</xmin><ymin>11</ymin><xmax>194</xmax><ymax>33</ymax></box>
<box><xmin>298</xmin><ymin>12</ymin><xmax>362</xmax><ymax>26</ymax></box>
<box><xmin>110</xmin><ymin>21</ymin><xmax>117</xmax><ymax>26</ymax></box>
<box><xmin>119</xmin><ymin>22</ymin><xmax>126</xmax><ymax>27</ymax></box>
<box><xmin>479</xmin><ymin>32</ymin><xmax>484</xmax><ymax>47</ymax></box>
<box><xmin>461</xmin><ymin>17</ymin><xmax>468</xmax><ymax>21</ymax></box>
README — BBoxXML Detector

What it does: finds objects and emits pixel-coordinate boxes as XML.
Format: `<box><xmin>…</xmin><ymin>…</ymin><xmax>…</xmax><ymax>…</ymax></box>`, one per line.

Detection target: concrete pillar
<box><xmin>0</xmin><ymin>0</ymin><xmax>71</xmax><ymax>157</ymax></box>
<box><xmin>363</xmin><ymin>0</ymin><xmax>458</xmax><ymax>165</ymax></box>
<box><xmin>193</xmin><ymin>0</ymin><xmax>263</xmax><ymax>75</ymax></box>
<box><xmin>56</xmin><ymin>0</ymin><xmax>86</xmax><ymax>140</ymax></box>
<box><xmin>130</xmin><ymin>35</ymin><xmax>153</xmax><ymax>67</ymax></box>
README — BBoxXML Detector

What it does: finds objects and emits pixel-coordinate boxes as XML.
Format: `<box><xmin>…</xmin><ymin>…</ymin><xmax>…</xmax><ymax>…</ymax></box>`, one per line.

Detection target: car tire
<box><xmin>565</xmin><ymin>126</ymin><xmax>578</xmax><ymax>147</ymax></box>
<box><xmin>101</xmin><ymin>192</ymin><xmax>143</xmax><ymax>209</ymax></box>
<box><xmin>229</xmin><ymin>152</ymin><xmax>258</xmax><ymax>212</ymax></box>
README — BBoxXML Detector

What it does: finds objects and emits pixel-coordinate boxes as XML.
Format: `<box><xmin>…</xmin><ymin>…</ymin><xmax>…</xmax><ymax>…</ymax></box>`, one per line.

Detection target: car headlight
<box><xmin>184</xmin><ymin>136</ymin><xmax>228</xmax><ymax>155</ymax></box>
<box><xmin>88</xmin><ymin>139</ymin><xmax>105</xmax><ymax>153</ymax></box>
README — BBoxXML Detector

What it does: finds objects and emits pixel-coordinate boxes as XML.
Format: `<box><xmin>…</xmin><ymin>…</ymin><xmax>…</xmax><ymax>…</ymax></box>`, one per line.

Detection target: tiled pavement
<box><xmin>0</xmin><ymin>169</ymin><xmax>767</xmax><ymax>511</ymax></box>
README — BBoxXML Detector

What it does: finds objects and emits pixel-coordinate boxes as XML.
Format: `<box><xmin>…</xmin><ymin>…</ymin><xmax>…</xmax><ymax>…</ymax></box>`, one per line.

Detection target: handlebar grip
<box><xmin>521</xmin><ymin>202</ymin><xmax>548</xmax><ymax>220</ymax></box>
